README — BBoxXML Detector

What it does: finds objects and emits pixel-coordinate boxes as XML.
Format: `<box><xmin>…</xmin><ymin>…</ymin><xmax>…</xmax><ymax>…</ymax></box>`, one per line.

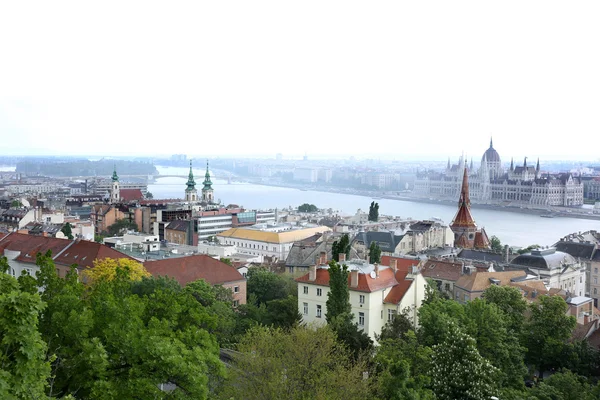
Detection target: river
<box><xmin>149</xmin><ymin>166</ymin><xmax>600</xmax><ymax>248</ymax></box>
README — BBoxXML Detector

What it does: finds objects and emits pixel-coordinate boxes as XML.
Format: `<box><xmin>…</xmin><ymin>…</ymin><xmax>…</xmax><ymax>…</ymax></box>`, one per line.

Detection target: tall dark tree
<box><xmin>325</xmin><ymin>261</ymin><xmax>351</xmax><ymax>322</ymax></box>
<box><xmin>61</xmin><ymin>222</ymin><xmax>74</xmax><ymax>240</ymax></box>
<box><xmin>369</xmin><ymin>242</ymin><xmax>382</xmax><ymax>264</ymax></box>
<box><xmin>490</xmin><ymin>235</ymin><xmax>503</xmax><ymax>252</ymax></box>
<box><xmin>331</xmin><ymin>234</ymin><xmax>350</xmax><ymax>262</ymax></box>
<box><xmin>368</xmin><ymin>201</ymin><xmax>379</xmax><ymax>222</ymax></box>
<box><xmin>298</xmin><ymin>203</ymin><xmax>318</xmax><ymax>213</ymax></box>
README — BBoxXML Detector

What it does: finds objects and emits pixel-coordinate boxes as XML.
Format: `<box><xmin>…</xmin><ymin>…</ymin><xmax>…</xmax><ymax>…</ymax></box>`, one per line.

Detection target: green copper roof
<box><xmin>111</xmin><ymin>165</ymin><xmax>119</xmax><ymax>182</ymax></box>
<box><xmin>202</xmin><ymin>160</ymin><xmax>213</xmax><ymax>190</ymax></box>
<box><xmin>186</xmin><ymin>160</ymin><xmax>196</xmax><ymax>191</ymax></box>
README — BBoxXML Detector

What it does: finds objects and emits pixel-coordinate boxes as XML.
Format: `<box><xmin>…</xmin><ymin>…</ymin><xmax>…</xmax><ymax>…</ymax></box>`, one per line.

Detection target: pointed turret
<box><xmin>111</xmin><ymin>164</ymin><xmax>119</xmax><ymax>182</ymax></box>
<box><xmin>202</xmin><ymin>160</ymin><xmax>215</xmax><ymax>203</ymax></box>
<box><xmin>510</xmin><ymin>158</ymin><xmax>514</xmax><ymax>171</ymax></box>
<box><xmin>450</xmin><ymin>163</ymin><xmax>479</xmax><ymax>248</ymax></box>
<box><xmin>536</xmin><ymin>158</ymin><xmax>540</xmax><ymax>172</ymax></box>
<box><xmin>185</xmin><ymin>160</ymin><xmax>198</xmax><ymax>202</ymax></box>
<box><xmin>524</xmin><ymin>157</ymin><xmax>527</xmax><ymax>168</ymax></box>
<box><xmin>490</xmin><ymin>136</ymin><xmax>493</xmax><ymax>149</ymax></box>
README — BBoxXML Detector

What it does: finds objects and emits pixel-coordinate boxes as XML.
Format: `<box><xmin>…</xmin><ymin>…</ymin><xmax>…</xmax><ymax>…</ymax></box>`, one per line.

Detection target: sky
<box><xmin>1</xmin><ymin>1</ymin><xmax>599</xmax><ymax>161</ymax></box>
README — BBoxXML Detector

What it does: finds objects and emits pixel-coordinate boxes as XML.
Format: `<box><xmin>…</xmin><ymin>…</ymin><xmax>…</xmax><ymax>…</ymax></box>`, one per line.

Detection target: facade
<box><xmin>217</xmin><ymin>225</ymin><xmax>331</xmax><ymax>262</ymax></box>
<box><xmin>450</xmin><ymin>165</ymin><xmax>490</xmax><ymax>249</ymax></box>
<box><xmin>294</xmin><ymin>167</ymin><xmax>318</xmax><ymax>182</ymax></box>
<box><xmin>144</xmin><ymin>254</ymin><xmax>247</xmax><ymax>306</ymax></box>
<box><xmin>165</xmin><ymin>220</ymin><xmax>195</xmax><ymax>245</ymax></box>
<box><xmin>454</xmin><ymin>270</ymin><xmax>528</xmax><ymax>303</ymax></box>
<box><xmin>413</xmin><ymin>139</ymin><xmax>584</xmax><ymax>206</ymax></box>
<box><xmin>110</xmin><ymin>166</ymin><xmax>120</xmax><ymax>204</ymax></box>
<box><xmin>296</xmin><ymin>257</ymin><xmax>428</xmax><ymax>342</ymax></box>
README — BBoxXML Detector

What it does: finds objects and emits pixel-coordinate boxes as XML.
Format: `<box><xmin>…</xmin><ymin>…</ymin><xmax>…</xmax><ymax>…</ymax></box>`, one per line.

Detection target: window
<box><xmin>317</xmin><ymin>288</ymin><xmax>323</xmax><ymax>296</ymax></box>
<box><xmin>594</xmin><ymin>278</ymin><xmax>598</xmax><ymax>285</ymax></box>
<box><xmin>316</xmin><ymin>305</ymin><xmax>322</xmax><ymax>318</ymax></box>
<box><xmin>444</xmin><ymin>283</ymin><xmax>451</xmax><ymax>292</ymax></box>
<box><xmin>23</xmin><ymin>268</ymin><xmax>33</xmax><ymax>276</ymax></box>
<box><xmin>303</xmin><ymin>302</ymin><xmax>308</xmax><ymax>315</ymax></box>
<box><xmin>464</xmin><ymin>294</ymin><xmax>469</xmax><ymax>302</ymax></box>
<box><xmin>233</xmin><ymin>300</ymin><xmax>239</xmax><ymax>307</ymax></box>
<box><xmin>358</xmin><ymin>312</ymin><xmax>365</xmax><ymax>326</ymax></box>
<box><xmin>455</xmin><ymin>291</ymin><xmax>460</xmax><ymax>300</ymax></box>
<box><xmin>580</xmin><ymin>276</ymin><xmax>583</xmax><ymax>283</ymax></box>
<box><xmin>359</xmin><ymin>295</ymin><xmax>365</xmax><ymax>304</ymax></box>
<box><xmin>234</xmin><ymin>286</ymin><xmax>240</xmax><ymax>293</ymax></box>
<box><xmin>388</xmin><ymin>309</ymin><xmax>396</xmax><ymax>322</ymax></box>
<box><xmin>595</xmin><ymin>288</ymin><xmax>598</xmax><ymax>295</ymax></box>
<box><xmin>596</xmin><ymin>268</ymin><xmax>598</xmax><ymax>274</ymax></box>
<box><xmin>303</xmin><ymin>286</ymin><xmax>308</xmax><ymax>294</ymax></box>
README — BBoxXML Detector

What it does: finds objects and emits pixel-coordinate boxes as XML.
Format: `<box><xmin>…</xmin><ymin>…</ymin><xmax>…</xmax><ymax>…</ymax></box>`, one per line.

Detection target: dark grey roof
<box><xmin>457</xmin><ymin>249</ymin><xmax>506</xmax><ymax>263</ymax></box>
<box><xmin>553</xmin><ymin>241</ymin><xmax>596</xmax><ymax>260</ymax></box>
<box><xmin>511</xmin><ymin>249</ymin><xmax>576</xmax><ymax>270</ymax></box>
<box><xmin>409</xmin><ymin>221</ymin><xmax>437</xmax><ymax>232</ymax></box>
<box><xmin>352</xmin><ymin>231</ymin><xmax>401</xmax><ymax>252</ymax></box>
<box><xmin>167</xmin><ymin>220</ymin><xmax>191</xmax><ymax>232</ymax></box>
<box><xmin>285</xmin><ymin>240</ymin><xmax>330</xmax><ymax>267</ymax></box>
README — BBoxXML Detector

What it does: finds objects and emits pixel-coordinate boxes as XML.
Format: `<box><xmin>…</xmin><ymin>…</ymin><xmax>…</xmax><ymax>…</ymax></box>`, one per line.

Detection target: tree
<box><xmin>298</xmin><ymin>203</ymin><xmax>318</xmax><ymax>213</ymax></box>
<box><xmin>145</xmin><ymin>191</ymin><xmax>154</xmax><ymax>199</ymax></box>
<box><xmin>216</xmin><ymin>325</ymin><xmax>372</xmax><ymax>399</ymax></box>
<box><xmin>517</xmin><ymin>244</ymin><xmax>541</xmax><ymax>255</ymax></box>
<box><xmin>482</xmin><ymin>285</ymin><xmax>527</xmax><ymax>334</ymax></box>
<box><xmin>246</xmin><ymin>267</ymin><xmax>295</xmax><ymax>306</ymax></box>
<box><xmin>523</xmin><ymin>295</ymin><xmax>577</xmax><ymax>377</ymax></box>
<box><xmin>430</xmin><ymin>321</ymin><xmax>498</xmax><ymax>400</ymax></box>
<box><xmin>61</xmin><ymin>222</ymin><xmax>74</xmax><ymax>240</ymax></box>
<box><xmin>378</xmin><ymin>309</ymin><xmax>414</xmax><ymax>342</ymax></box>
<box><xmin>368</xmin><ymin>201</ymin><xmax>379</xmax><ymax>222</ymax></box>
<box><xmin>263</xmin><ymin>295</ymin><xmax>302</xmax><ymax>329</ymax></box>
<box><xmin>0</xmin><ymin>257</ymin><xmax>51</xmax><ymax>399</ymax></box>
<box><xmin>325</xmin><ymin>260</ymin><xmax>351</xmax><ymax>322</ymax></box>
<box><xmin>369</xmin><ymin>242</ymin><xmax>382</xmax><ymax>264</ymax></box>
<box><xmin>529</xmin><ymin>369</ymin><xmax>596</xmax><ymax>400</ymax></box>
<box><xmin>490</xmin><ymin>235</ymin><xmax>503</xmax><ymax>253</ymax></box>
<box><xmin>10</xmin><ymin>199</ymin><xmax>22</xmax><ymax>208</ymax></box>
<box><xmin>331</xmin><ymin>234</ymin><xmax>350</xmax><ymax>262</ymax></box>
<box><xmin>106</xmin><ymin>218</ymin><xmax>138</xmax><ymax>236</ymax></box>
<box><xmin>219</xmin><ymin>257</ymin><xmax>232</xmax><ymax>266</ymax></box>
<box><xmin>82</xmin><ymin>257</ymin><xmax>151</xmax><ymax>284</ymax></box>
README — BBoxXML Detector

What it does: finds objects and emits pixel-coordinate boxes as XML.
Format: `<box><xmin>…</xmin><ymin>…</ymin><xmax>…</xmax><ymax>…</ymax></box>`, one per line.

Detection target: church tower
<box><xmin>202</xmin><ymin>160</ymin><xmax>214</xmax><ymax>203</ymax></box>
<box><xmin>110</xmin><ymin>165</ymin><xmax>120</xmax><ymax>204</ymax></box>
<box><xmin>450</xmin><ymin>163</ymin><xmax>477</xmax><ymax>248</ymax></box>
<box><xmin>185</xmin><ymin>160</ymin><xmax>198</xmax><ymax>202</ymax></box>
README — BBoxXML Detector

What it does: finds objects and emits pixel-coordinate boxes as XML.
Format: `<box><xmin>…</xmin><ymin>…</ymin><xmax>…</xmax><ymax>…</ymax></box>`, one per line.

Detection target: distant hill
<box><xmin>16</xmin><ymin>159</ymin><xmax>158</xmax><ymax>177</ymax></box>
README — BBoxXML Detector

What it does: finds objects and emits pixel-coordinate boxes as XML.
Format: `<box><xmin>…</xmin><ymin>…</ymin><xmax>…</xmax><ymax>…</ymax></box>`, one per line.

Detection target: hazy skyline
<box><xmin>1</xmin><ymin>1</ymin><xmax>599</xmax><ymax>160</ymax></box>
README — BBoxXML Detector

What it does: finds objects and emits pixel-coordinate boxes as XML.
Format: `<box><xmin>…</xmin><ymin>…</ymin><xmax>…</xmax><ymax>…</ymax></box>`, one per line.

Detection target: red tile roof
<box><xmin>139</xmin><ymin>199</ymin><xmax>182</xmax><ymax>205</ymax></box>
<box><xmin>143</xmin><ymin>254</ymin><xmax>245</xmax><ymax>286</ymax></box>
<box><xmin>421</xmin><ymin>259</ymin><xmax>464</xmax><ymax>281</ymax></box>
<box><xmin>0</xmin><ymin>233</ymin><xmax>71</xmax><ymax>263</ymax></box>
<box><xmin>120</xmin><ymin>189</ymin><xmax>144</xmax><ymax>202</ymax></box>
<box><xmin>384</xmin><ymin>271</ymin><xmax>414</xmax><ymax>304</ymax></box>
<box><xmin>53</xmin><ymin>240</ymin><xmax>136</xmax><ymax>269</ymax></box>
<box><xmin>381</xmin><ymin>255</ymin><xmax>420</xmax><ymax>273</ymax></box>
<box><xmin>474</xmin><ymin>229</ymin><xmax>490</xmax><ymax>249</ymax></box>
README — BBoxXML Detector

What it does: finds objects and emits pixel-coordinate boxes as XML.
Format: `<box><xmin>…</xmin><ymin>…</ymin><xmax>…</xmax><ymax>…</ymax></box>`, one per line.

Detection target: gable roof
<box><xmin>296</xmin><ymin>265</ymin><xmax>399</xmax><ymax>293</ymax></box>
<box><xmin>421</xmin><ymin>259</ymin><xmax>464</xmax><ymax>282</ymax></box>
<box><xmin>120</xmin><ymin>189</ymin><xmax>144</xmax><ymax>202</ymax></box>
<box><xmin>455</xmin><ymin>270</ymin><xmax>527</xmax><ymax>292</ymax></box>
<box><xmin>166</xmin><ymin>220</ymin><xmax>191</xmax><ymax>232</ymax></box>
<box><xmin>143</xmin><ymin>254</ymin><xmax>245</xmax><ymax>286</ymax></box>
<box><xmin>458</xmin><ymin>248</ymin><xmax>506</xmax><ymax>263</ymax></box>
<box><xmin>383</xmin><ymin>271</ymin><xmax>414</xmax><ymax>304</ymax></box>
<box><xmin>285</xmin><ymin>239</ymin><xmax>330</xmax><ymax>267</ymax></box>
<box><xmin>54</xmin><ymin>240</ymin><xmax>136</xmax><ymax>269</ymax></box>
<box><xmin>352</xmin><ymin>231</ymin><xmax>403</xmax><ymax>252</ymax></box>
<box><xmin>554</xmin><ymin>241</ymin><xmax>596</xmax><ymax>260</ymax></box>
<box><xmin>381</xmin><ymin>255</ymin><xmax>421</xmax><ymax>272</ymax></box>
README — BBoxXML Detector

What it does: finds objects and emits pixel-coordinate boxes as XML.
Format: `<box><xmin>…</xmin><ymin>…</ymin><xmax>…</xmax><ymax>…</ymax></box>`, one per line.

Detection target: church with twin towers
<box><xmin>413</xmin><ymin>138</ymin><xmax>584</xmax><ymax>206</ymax></box>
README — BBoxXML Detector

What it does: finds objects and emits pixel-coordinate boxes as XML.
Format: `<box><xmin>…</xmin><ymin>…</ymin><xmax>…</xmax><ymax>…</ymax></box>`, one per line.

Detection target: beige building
<box><xmin>217</xmin><ymin>225</ymin><xmax>331</xmax><ymax>262</ymax></box>
<box><xmin>296</xmin><ymin>256</ymin><xmax>428</xmax><ymax>342</ymax></box>
<box><xmin>454</xmin><ymin>270</ymin><xmax>528</xmax><ymax>303</ymax></box>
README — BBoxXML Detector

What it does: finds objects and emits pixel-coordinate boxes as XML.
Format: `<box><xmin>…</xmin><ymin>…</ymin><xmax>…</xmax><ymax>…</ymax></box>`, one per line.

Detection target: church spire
<box><xmin>186</xmin><ymin>160</ymin><xmax>196</xmax><ymax>190</ymax></box>
<box><xmin>490</xmin><ymin>136</ymin><xmax>493</xmax><ymax>148</ymax></box>
<box><xmin>111</xmin><ymin>164</ymin><xmax>119</xmax><ymax>182</ymax></box>
<box><xmin>450</xmin><ymin>162</ymin><xmax>477</xmax><ymax>229</ymax></box>
<box><xmin>524</xmin><ymin>157</ymin><xmax>528</xmax><ymax>168</ymax></box>
<box><xmin>470</xmin><ymin>157</ymin><xmax>474</xmax><ymax>171</ymax></box>
<box><xmin>510</xmin><ymin>157</ymin><xmax>514</xmax><ymax>171</ymax></box>
<box><xmin>536</xmin><ymin>157</ymin><xmax>540</xmax><ymax>172</ymax></box>
<box><xmin>203</xmin><ymin>160</ymin><xmax>213</xmax><ymax>190</ymax></box>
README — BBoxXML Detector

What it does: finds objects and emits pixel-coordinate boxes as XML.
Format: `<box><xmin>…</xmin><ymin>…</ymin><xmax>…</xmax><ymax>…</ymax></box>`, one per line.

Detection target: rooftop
<box><xmin>144</xmin><ymin>254</ymin><xmax>245</xmax><ymax>286</ymax></box>
<box><xmin>217</xmin><ymin>225</ymin><xmax>331</xmax><ymax>244</ymax></box>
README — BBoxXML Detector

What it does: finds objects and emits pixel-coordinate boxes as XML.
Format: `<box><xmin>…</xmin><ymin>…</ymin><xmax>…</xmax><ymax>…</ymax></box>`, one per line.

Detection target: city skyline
<box><xmin>1</xmin><ymin>1</ymin><xmax>599</xmax><ymax>159</ymax></box>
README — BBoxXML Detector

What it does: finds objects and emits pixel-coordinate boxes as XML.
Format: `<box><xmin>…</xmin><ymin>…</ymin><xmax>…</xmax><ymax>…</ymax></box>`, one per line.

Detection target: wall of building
<box><xmin>222</xmin><ymin>280</ymin><xmax>247</xmax><ymax>306</ymax></box>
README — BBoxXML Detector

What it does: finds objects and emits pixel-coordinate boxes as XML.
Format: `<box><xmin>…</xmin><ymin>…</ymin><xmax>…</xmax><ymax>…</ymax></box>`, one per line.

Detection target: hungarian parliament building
<box><xmin>413</xmin><ymin>139</ymin><xmax>584</xmax><ymax>206</ymax></box>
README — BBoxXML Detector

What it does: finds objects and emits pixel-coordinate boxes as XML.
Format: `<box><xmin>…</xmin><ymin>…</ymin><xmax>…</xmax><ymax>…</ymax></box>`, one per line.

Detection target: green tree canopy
<box><xmin>61</xmin><ymin>222</ymin><xmax>74</xmax><ymax>240</ymax></box>
<box><xmin>298</xmin><ymin>203</ymin><xmax>318</xmax><ymax>213</ymax></box>
<box><xmin>369</xmin><ymin>241</ymin><xmax>382</xmax><ymax>264</ymax></box>
<box><xmin>331</xmin><ymin>234</ymin><xmax>351</xmax><ymax>262</ymax></box>
<box><xmin>490</xmin><ymin>235</ymin><xmax>503</xmax><ymax>252</ymax></box>
<box><xmin>325</xmin><ymin>260</ymin><xmax>351</xmax><ymax>322</ymax></box>
<box><xmin>106</xmin><ymin>218</ymin><xmax>138</xmax><ymax>236</ymax></box>
<box><xmin>246</xmin><ymin>267</ymin><xmax>295</xmax><ymax>306</ymax></box>
<box><xmin>368</xmin><ymin>201</ymin><xmax>379</xmax><ymax>222</ymax></box>
<box><xmin>216</xmin><ymin>325</ymin><xmax>372</xmax><ymax>399</ymax></box>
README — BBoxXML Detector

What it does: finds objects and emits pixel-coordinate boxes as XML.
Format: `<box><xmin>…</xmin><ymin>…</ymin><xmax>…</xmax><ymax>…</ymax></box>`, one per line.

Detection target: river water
<box><xmin>149</xmin><ymin>166</ymin><xmax>600</xmax><ymax>248</ymax></box>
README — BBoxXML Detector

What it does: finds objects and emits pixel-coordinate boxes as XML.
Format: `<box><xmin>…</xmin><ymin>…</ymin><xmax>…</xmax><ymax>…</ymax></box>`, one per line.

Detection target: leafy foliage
<box><xmin>61</xmin><ymin>222</ymin><xmax>74</xmax><ymax>240</ymax></box>
<box><xmin>298</xmin><ymin>203</ymin><xmax>318</xmax><ymax>213</ymax></box>
<box><xmin>82</xmin><ymin>257</ymin><xmax>151</xmax><ymax>283</ymax></box>
<box><xmin>331</xmin><ymin>234</ymin><xmax>350</xmax><ymax>262</ymax></box>
<box><xmin>106</xmin><ymin>218</ymin><xmax>138</xmax><ymax>236</ymax></box>
<box><xmin>325</xmin><ymin>260</ymin><xmax>351</xmax><ymax>322</ymax></box>
<box><xmin>490</xmin><ymin>235</ymin><xmax>503</xmax><ymax>252</ymax></box>
<box><xmin>369</xmin><ymin>241</ymin><xmax>382</xmax><ymax>263</ymax></box>
<box><xmin>368</xmin><ymin>201</ymin><xmax>379</xmax><ymax>222</ymax></box>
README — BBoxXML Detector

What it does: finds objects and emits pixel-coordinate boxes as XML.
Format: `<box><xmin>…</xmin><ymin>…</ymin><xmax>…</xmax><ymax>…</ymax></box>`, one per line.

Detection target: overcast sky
<box><xmin>1</xmin><ymin>1</ymin><xmax>599</xmax><ymax>161</ymax></box>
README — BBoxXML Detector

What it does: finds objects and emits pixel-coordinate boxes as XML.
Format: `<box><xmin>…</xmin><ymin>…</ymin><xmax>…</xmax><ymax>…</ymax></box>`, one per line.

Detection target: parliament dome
<box><xmin>482</xmin><ymin>138</ymin><xmax>501</xmax><ymax>163</ymax></box>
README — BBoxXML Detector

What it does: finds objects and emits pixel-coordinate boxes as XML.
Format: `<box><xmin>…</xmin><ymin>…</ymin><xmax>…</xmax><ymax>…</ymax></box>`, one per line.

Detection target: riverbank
<box><xmin>238</xmin><ymin>178</ymin><xmax>600</xmax><ymax>222</ymax></box>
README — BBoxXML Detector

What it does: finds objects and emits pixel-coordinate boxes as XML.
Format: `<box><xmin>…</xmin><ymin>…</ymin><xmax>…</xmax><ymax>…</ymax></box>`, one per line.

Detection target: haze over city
<box><xmin>1</xmin><ymin>1</ymin><xmax>599</xmax><ymax>160</ymax></box>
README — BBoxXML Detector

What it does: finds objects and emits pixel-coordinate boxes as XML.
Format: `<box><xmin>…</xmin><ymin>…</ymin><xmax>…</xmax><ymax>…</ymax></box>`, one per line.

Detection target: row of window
<box><xmin>302</xmin><ymin>286</ymin><xmax>365</xmax><ymax>304</ymax></box>
<box><xmin>302</xmin><ymin>302</ymin><xmax>397</xmax><ymax>325</ymax></box>
<box><xmin>224</xmin><ymin>240</ymin><xmax>278</xmax><ymax>252</ymax></box>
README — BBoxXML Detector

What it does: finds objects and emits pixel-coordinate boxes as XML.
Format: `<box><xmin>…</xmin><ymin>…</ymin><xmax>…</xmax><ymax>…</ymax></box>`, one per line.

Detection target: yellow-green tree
<box><xmin>83</xmin><ymin>258</ymin><xmax>150</xmax><ymax>283</ymax></box>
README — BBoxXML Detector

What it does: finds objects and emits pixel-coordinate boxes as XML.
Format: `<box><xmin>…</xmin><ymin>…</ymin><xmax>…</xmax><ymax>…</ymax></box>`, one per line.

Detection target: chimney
<box><xmin>374</xmin><ymin>263</ymin><xmax>379</xmax><ymax>277</ymax></box>
<box><xmin>309</xmin><ymin>265</ymin><xmax>317</xmax><ymax>281</ymax></box>
<box><xmin>584</xmin><ymin>313</ymin><xmax>590</xmax><ymax>325</ymax></box>
<box><xmin>366</xmin><ymin>255</ymin><xmax>370</xmax><ymax>264</ymax></box>
<box><xmin>339</xmin><ymin>253</ymin><xmax>346</xmax><ymax>263</ymax></box>
<box><xmin>350</xmin><ymin>270</ymin><xmax>359</xmax><ymax>288</ymax></box>
<box><xmin>320</xmin><ymin>251</ymin><xmax>327</xmax><ymax>265</ymax></box>
<box><xmin>504</xmin><ymin>245</ymin><xmax>510</xmax><ymax>263</ymax></box>
<box><xmin>389</xmin><ymin>258</ymin><xmax>397</xmax><ymax>272</ymax></box>
<box><xmin>314</xmin><ymin>255</ymin><xmax>320</xmax><ymax>266</ymax></box>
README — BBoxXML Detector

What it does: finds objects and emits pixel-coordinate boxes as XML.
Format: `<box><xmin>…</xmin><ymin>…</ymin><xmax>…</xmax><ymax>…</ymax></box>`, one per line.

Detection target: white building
<box><xmin>509</xmin><ymin>248</ymin><xmax>587</xmax><ymax>296</ymax></box>
<box><xmin>217</xmin><ymin>224</ymin><xmax>331</xmax><ymax>262</ymax></box>
<box><xmin>295</xmin><ymin>256</ymin><xmax>428</xmax><ymax>342</ymax></box>
<box><xmin>294</xmin><ymin>167</ymin><xmax>318</xmax><ymax>183</ymax></box>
